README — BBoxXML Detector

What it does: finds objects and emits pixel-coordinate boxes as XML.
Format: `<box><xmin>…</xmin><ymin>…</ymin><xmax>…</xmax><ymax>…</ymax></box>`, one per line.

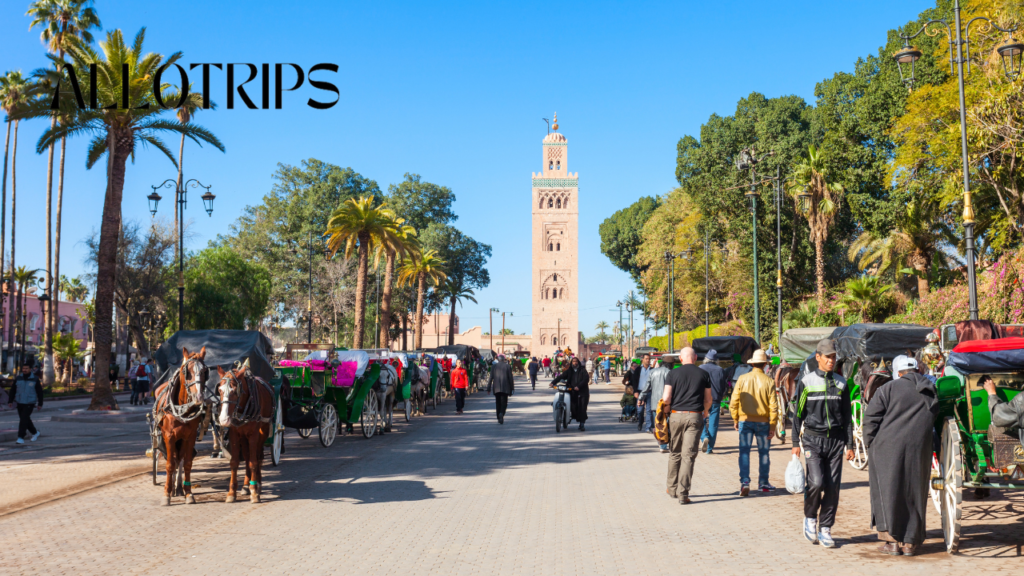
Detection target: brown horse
<box><xmin>217</xmin><ymin>361</ymin><xmax>274</xmax><ymax>503</ymax></box>
<box><xmin>153</xmin><ymin>346</ymin><xmax>209</xmax><ymax>506</ymax></box>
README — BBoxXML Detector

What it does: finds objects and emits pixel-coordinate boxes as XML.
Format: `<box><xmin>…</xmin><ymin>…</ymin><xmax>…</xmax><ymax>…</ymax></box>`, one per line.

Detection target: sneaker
<box><xmin>700</xmin><ymin>437</ymin><xmax>709</xmax><ymax>453</ymax></box>
<box><xmin>740</xmin><ymin>483</ymin><xmax>750</xmax><ymax>497</ymax></box>
<box><xmin>818</xmin><ymin>527</ymin><xmax>835</xmax><ymax>548</ymax></box>
<box><xmin>15</xmin><ymin>437</ymin><xmax>25</xmax><ymax>445</ymax></box>
<box><xmin>706</xmin><ymin>450</ymin><xmax>714</xmax><ymax>455</ymax></box>
<box><xmin>30</xmin><ymin>431</ymin><xmax>40</xmax><ymax>442</ymax></box>
<box><xmin>804</xmin><ymin>518</ymin><xmax>818</xmax><ymax>544</ymax></box>
<box><xmin>759</xmin><ymin>484</ymin><xmax>776</xmax><ymax>493</ymax></box>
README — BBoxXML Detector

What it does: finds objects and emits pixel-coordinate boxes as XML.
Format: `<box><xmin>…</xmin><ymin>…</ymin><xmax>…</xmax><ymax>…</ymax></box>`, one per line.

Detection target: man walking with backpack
<box><xmin>792</xmin><ymin>339</ymin><xmax>855</xmax><ymax>548</ymax></box>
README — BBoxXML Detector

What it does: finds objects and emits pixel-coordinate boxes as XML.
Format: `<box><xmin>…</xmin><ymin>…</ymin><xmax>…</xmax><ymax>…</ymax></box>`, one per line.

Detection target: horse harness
<box><xmin>153</xmin><ymin>356</ymin><xmax>208</xmax><ymax>424</ymax></box>
<box><xmin>221</xmin><ymin>367</ymin><xmax>273</xmax><ymax>426</ymax></box>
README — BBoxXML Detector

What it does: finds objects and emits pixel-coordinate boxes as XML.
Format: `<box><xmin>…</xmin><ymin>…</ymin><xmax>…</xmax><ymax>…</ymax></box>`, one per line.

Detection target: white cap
<box><xmin>893</xmin><ymin>355</ymin><xmax>918</xmax><ymax>373</ymax></box>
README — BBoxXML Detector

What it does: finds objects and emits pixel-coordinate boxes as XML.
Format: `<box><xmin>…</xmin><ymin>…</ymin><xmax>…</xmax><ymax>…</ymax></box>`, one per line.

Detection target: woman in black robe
<box><xmin>551</xmin><ymin>357</ymin><xmax>591</xmax><ymax>431</ymax></box>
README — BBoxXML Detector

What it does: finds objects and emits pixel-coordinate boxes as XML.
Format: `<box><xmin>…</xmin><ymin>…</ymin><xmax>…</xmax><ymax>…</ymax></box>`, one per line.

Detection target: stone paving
<box><xmin>1</xmin><ymin>378</ymin><xmax>1022</xmax><ymax>575</ymax></box>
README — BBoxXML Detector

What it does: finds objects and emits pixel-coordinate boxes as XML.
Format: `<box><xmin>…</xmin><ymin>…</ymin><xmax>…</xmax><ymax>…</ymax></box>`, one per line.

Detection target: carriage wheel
<box><xmin>940</xmin><ymin>416</ymin><xmax>963</xmax><ymax>553</ymax></box>
<box><xmin>271</xmin><ymin>397</ymin><xmax>283</xmax><ymax>466</ymax></box>
<box><xmin>319</xmin><ymin>404</ymin><xmax>338</xmax><ymax>447</ymax></box>
<box><xmin>361</xmin><ymin>392</ymin><xmax>379</xmax><ymax>439</ymax></box>
<box><xmin>297</xmin><ymin>428</ymin><xmax>313</xmax><ymax>439</ymax></box>
<box><xmin>404</xmin><ymin>398</ymin><xmax>412</xmax><ymax>423</ymax></box>
<box><xmin>930</xmin><ymin>453</ymin><xmax>943</xmax><ymax>515</ymax></box>
<box><xmin>849</xmin><ymin>401</ymin><xmax>868</xmax><ymax>470</ymax></box>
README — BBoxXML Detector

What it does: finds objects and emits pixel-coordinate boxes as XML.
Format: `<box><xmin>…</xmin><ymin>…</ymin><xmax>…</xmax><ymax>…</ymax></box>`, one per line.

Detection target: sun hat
<box><xmin>749</xmin><ymin>349</ymin><xmax>769</xmax><ymax>364</ymax></box>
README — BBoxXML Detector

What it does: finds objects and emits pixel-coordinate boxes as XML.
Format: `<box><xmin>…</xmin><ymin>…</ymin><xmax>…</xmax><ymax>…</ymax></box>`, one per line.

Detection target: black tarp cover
<box><xmin>480</xmin><ymin>349</ymin><xmax>496</xmax><ymax>363</ymax></box>
<box><xmin>691</xmin><ymin>336</ymin><xmax>758</xmax><ymax>363</ymax></box>
<box><xmin>830</xmin><ymin>323</ymin><xmax>932</xmax><ymax>361</ymax></box>
<box><xmin>432</xmin><ymin>345</ymin><xmax>479</xmax><ymax>360</ymax></box>
<box><xmin>152</xmin><ymin>330</ymin><xmax>275</xmax><ymax>393</ymax></box>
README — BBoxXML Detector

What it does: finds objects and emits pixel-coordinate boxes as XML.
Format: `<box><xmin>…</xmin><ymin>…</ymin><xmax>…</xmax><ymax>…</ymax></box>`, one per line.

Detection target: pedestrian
<box><xmin>542</xmin><ymin>355</ymin><xmax>551</xmax><ymax>377</ymax></box>
<box><xmin>491</xmin><ymin>355</ymin><xmax>515</xmax><ymax>424</ymax></box>
<box><xmin>136</xmin><ymin>358</ymin><xmax>153</xmax><ymax>405</ymax></box>
<box><xmin>7</xmin><ymin>363</ymin><xmax>43</xmax><ymax>444</ymax></box>
<box><xmin>791</xmin><ymin>339</ymin><xmax>855</xmax><ymax>548</ymax></box>
<box><xmin>629</xmin><ymin>354</ymin><xmax>653</xmax><ymax>432</ymax></box>
<box><xmin>109</xmin><ymin>361</ymin><xmax>120</xmax><ymax>392</ymax></box>
<box><xmin>649</xmin><ymin>355</ymin><xmax>672</xmax><ymax>452</ymax></box>
<box><xmin>661</xmin><ymin>348</ymin><xmax>711</xmax><ymax>504</ymax></box>
<box><xmin>698</xmin><ymin>349</ymin><xmax>727</xmax><ymax>454</ymax></box>
<box><xmin>129</xmin><ymin>358</ymin><xmax>140</xmax><ymax>404</ymax></box>
<box><xmin>450</xmin><ymin>359</ymin><xmax>469</xmax><ymax>414</ymax></box>
<box><xmin>528</xmin><ymin>357</ymin><xmax>540</xmax><ymax>390</ymax></box>
<box><xmin>863</xmin><ymin>355</ymin><xmax>939</xmax><ymax>556</ymax></box>
<box><xmin>585</xmin><ymin>357</ymin><xmax>594</xmax><ymax>382</ymax></box>
<box><xmin>982</xmin><ymin>374</ymin><xmax>1024</xmax><ymax>439</ymax></box>
<box><xmin>729</xmin><ymin>349</ymin><xmax>778</xmax><ymax>496</ymax></box>
<box><xmin>551</xmin><ymin>356</ymin><xmax>591</xmax><ymax>431</ymax></box>
<box><xmin>602</xmin><ymin>356</ymin><xmax>611</xmax><ymax>383</ymax></box>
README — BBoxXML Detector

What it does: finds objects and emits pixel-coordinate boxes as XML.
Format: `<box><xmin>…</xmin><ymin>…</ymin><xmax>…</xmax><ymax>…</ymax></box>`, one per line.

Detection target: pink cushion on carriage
<box><xmin>332</xmin><ymin>361</ymin><xmax>357</xmax><ymax>387</ymax></box>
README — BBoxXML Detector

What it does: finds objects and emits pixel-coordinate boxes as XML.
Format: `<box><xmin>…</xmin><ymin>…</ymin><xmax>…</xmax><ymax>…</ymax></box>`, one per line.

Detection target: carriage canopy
<box><xmin>152</xmin><ymin>330</ymin><xmax>275</xmax><ymax>391</ymax></box>
<box><xmin>830</xmin><ymin>323</ymin><xmax>932</xmax><ymax>361</ymax></box>
<box><xmin>948</xmin><ymin>336</ymin><xmax>1024</xmax><ymax>373</ymax></box>
<box><xmin>691</xmin><ymin>336</ymin><xmax>758</xmax><ymax>363</ymax></box>
<box><xmin>780</xmin><ymin>327</ymin><xmax>837</xmax><ymax>364</ymax></box>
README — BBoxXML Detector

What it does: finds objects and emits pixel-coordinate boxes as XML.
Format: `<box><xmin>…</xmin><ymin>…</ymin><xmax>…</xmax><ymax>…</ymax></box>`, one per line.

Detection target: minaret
<box><xmin>531</xmin><ymin>113</ymin><xmax>579</xmax><ymax>354</ymax></box>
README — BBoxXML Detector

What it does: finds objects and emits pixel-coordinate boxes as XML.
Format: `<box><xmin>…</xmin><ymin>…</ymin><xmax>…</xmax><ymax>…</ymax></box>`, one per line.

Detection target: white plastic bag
<box><xmin>785</xmin><ymin>455</ymin><xmax>805</xmax><ymax>494</ymax></box>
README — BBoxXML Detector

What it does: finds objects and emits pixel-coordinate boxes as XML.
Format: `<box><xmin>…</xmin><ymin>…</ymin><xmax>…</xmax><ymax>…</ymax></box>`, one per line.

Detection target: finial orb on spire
<box><xmin>552</xmin><ymin>112</ymin><xmax>559</xmax><ymax>131</ymax></box>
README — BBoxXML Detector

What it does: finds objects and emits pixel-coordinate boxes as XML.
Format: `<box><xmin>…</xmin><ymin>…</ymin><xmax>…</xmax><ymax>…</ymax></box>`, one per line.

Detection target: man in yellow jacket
<box><xmin>730</xmin><ymin>349</ymin><xmax>778</xmax><ymax>496</ymax></box>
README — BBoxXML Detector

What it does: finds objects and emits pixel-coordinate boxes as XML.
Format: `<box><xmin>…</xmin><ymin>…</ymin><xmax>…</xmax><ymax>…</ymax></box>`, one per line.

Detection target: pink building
<box><xmin>1</xmin><ymin>291</ymin><xmax>90</xmax><ymax>349</ymax></box>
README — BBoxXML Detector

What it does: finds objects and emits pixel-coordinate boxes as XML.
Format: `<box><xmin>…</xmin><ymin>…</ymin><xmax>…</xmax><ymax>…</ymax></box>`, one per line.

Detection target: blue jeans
<box><xmin>699</xmin><ymin>402</ymin><xmax>721</xmax><ymax>451</ymax></box>
<box><xmin>737</xmin><ymin>421</ymin><xmax>771</xmax><ymax>486</ymax></box>
<box><xmin>643</xmin><ymin>393</ymin><xmax>654</xmax><ymax>433</ymax></box>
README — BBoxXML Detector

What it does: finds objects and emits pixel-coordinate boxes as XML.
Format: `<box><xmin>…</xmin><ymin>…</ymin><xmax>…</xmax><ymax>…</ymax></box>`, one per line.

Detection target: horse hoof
<box><xmin>250</xmin><ymin>493</ymin><xmax>260</xmax><ymax>504</ymax></box>
<box><xmin>225</xmin><ymin>495</ymin><xmax>236</xmax><ymax>503</ymax></box>
<box><xmin>242</xmin><ymin>487</ymin><xmax>250</xmax><ymax>496</ymax></box>
<box><xmin>185</xmin><ymin>494</ymin><xmax>196</xmax><ymax>505</ymax></box>
<box><xmin>161</xmin><ymin>496</ymin><xmax>171</xmax><ymax>506</ymax></box>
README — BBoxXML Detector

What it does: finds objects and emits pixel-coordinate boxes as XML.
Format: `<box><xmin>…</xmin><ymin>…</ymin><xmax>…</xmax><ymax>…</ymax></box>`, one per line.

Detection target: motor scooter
<box><xmin>552</xmin><ymin>382</ymin><xmax>572</xmax><ymax>433</ymax></box>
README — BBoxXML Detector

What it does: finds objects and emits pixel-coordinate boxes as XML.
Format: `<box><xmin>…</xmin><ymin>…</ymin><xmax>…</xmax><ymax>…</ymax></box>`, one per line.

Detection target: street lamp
<box><xmin>148</xmin><ymin>178</ymin><xmax>215</xmax><ymax>330</ymax></box>
<box><xmin>289</xmin><ymin>229</ymin><xmax>318</xmax><ymax>344</ymax></box>
<box><xmin>615</xmin><ymin>300</ymin><xmax>623</xmax><ymax>353</ymax></box>
<box><xmin>894</xmin><ymin>2</ymin><xmax>1020</xmax><ymax>320</ymax></box>
<box><xmin>140</xmin><ymin>308</ymin><xmax>151</xmax><ymax>353</ymax></box>
<box><xmin>489</xmin><ymin>308</ymin><xmax>499</xmax><ymax>353</ymax></box>
<box><xmin>735</xmin><ymin>147</ymin><xmax>772</xmax><ymax>344</ymax></box>
<box><xmin>682</xmin><ymin>231</ymin><xmax>729</xmax><ymax>338</ymax></box>
<box><xmin>662</xmin><ymin>251</ymin><xmax>688</xmax><ymax>352</ymax></box>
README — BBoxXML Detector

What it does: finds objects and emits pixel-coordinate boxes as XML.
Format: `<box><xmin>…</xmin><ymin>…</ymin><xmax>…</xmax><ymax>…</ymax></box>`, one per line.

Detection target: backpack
<box><xmin>136</xmin><ymin>364</ymin><xmax>147</xmax><ymax>378</ymax></box>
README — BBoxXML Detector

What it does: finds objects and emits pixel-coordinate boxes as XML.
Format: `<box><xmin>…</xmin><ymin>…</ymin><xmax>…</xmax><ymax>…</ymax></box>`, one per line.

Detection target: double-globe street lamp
<box><xmin>148</xmin><ymin>179</ymin><xmax>215</xmax><ymax>330</ymax></box>
<box><xmin>679</xmin><ymin>230</ymin><xmax>729</xmax><ymax>339</ymax></box>
<box><xmin>661</xmin><ymin>251</ymin><xmax>689</xmax><ymax>352</ymax></box>
<box><xmin>893</xmin><ymin>2</ymin><xmax>1021</xmax><ymax>320</ymax></box>
<box><xmin>289</xmin><ymin>230</ymin><xmax>329</xmax><ymax>344</ymax></box>
<box><xmin>734</xmin><ymin>148</ymin><xmax>774</xmax><ymax>345</ymax></box>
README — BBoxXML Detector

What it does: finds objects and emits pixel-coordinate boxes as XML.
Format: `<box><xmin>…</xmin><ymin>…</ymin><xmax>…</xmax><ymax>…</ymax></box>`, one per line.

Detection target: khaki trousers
<box><xmin>666</xmin><ymin>412</ymin><xmax>703</xmax><ymax>499</ymax></box>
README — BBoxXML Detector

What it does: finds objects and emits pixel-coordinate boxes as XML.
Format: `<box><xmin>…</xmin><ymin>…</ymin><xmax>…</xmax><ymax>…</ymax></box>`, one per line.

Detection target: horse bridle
<box><xmin>156</xmin><ymin>356</ymin><xmax>208</xmax><ymax>424</ymax></box>
<box><xmin>219</xmin><ymin>366</ymin><xmax>272</xmax><ymax>426</ymax></box>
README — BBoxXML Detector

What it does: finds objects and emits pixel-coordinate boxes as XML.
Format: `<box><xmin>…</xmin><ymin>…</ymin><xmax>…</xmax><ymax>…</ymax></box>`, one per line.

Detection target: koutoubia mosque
<box><xmin>394</xmin><ymin>114</ymin><xmax>581</xmax><ymax>356</ymax></box>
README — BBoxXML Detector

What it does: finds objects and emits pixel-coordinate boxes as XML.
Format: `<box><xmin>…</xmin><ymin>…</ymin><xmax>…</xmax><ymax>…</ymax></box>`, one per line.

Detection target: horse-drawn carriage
<box><xmin>930</xmin><ymin>323</ymin><xmax>1024</xmax><ymax>553</ymax></box>
<box><xmin>511</xmin><ymin>351</ymin><xmax>531</xmax><ymax>376</ymax></box>
<box><xmin>433</xmin><ymin>345</ymin><xmax>483</xmax><ymax>393</ymax></box>
<box><xmin>596</xmin><ymin>350</ymin><xmax>624</xmax><ymax>378</ymax></box>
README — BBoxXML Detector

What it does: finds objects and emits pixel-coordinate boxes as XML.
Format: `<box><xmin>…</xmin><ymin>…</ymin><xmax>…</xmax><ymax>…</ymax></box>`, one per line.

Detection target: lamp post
<box><xmin>735</xmin><ymin>148</ymin><xmax>772</xmax><ymax>344</ymax></box>
<box><xmin>682</xmin><ymin>231</ymin><xmax>729</xmax><ymax>338</ymax></box>
<box><xmin>557</xmin><ymin>317</ymin><xmax>562</xmax><ymax>352</ymax></box>
<box><xmin>140</xmin><ymin>308</ymin><xmax>150</xmax><ymax>355</ymax></box>
<box><xmin>489</xmin><ymin>308</ymin><xmax>499</xmax><ymax>352</ymax></box>
<box><xmin>894</xmin><ymin>2</ymin><xmax>1021</xmax><ymax>320</ymax></box>
<box><xmin>148</xmin><ymin>178</ymin><xmax>215</xmax><ymax>331</ymax></box>
<box><xmin>501</xmin><ymin>311</ymin><xmax>513</xmax><ymax>353</ymax></box>
<box><xmin>662</xmin><ymin>251</ymin><xmax>689</xmax><ymax>352</ymax></box>
<box><xmin>615</xmin><ymin>300</ymin><xmax>623</xmax><ymax>353</ymax></box>
<box><xmin>289</xmin><ymin>229</ymin><xmax>318</xmax><ymax>343</ymax></box>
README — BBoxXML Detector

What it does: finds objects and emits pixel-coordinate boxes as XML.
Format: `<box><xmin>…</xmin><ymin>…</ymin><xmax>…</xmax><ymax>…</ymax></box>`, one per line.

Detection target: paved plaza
<box><xmin>1</xmin><ymin>379</ymin><xmax>1022</xmax><ymax>575</ymax></box>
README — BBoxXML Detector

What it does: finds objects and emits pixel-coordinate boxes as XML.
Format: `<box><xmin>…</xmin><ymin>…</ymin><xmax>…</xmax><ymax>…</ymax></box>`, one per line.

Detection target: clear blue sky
<box><xmin>1</xmin><ymin>0</ymin><xmax>932</xmax><ymax>338</ymax></box>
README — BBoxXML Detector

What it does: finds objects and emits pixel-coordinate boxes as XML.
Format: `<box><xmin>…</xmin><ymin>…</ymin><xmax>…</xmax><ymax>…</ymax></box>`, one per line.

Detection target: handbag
<box><xmin>654</xmin><ymin>399</ymin><xmax>670</xmax><ymax>444</ymax></box>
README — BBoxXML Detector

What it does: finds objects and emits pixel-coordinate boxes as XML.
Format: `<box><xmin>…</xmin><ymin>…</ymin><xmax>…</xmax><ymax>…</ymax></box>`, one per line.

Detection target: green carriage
<box><xmin>932</xmin><ymin>325</ymin><xmax>1024</xmax><ymax>553</ymax></box>
<box><xmin>433</xmin><ymin>345</ymin><xmax>483</xmax><ymax>393</ymax></box>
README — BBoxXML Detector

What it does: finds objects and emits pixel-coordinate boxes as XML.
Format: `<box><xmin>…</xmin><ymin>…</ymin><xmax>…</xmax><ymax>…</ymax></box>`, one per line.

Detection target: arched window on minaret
<box><xmin>556</xmin><ymin>243</ymin><xmax>560</xmax><ymax>251</ymax></box>
<box><xmin>549</xmin><ymin>161</ymin><xmax>554</xmax><ymax>170</ymax></box>
<box><xmin>556</xmin><ymin>198</ymin><xmax>561</xmax><ymax>209</ymax></box>
<box><xmin>563</xmin><ymin>197</ymin><xmax>570</xmax><ymax>209</ymax></box>
<box><xmin>548</xmin><ymin>243</ymin><xmax>553</xmax><ymax>251</ymax></box>
<box><xmin>553</xmin><ymin>274</ymin><xmax>557</xmax><ymax>281</ymax></box>
<box><xmin>541</xmin><ymin>335</ymin><xmax>547</xmax><ymax>345</ymax></box>
<box><xmin>548</xmin><ymin>198</ymin><xmax>553</xmax><ymax>208</ymax></box>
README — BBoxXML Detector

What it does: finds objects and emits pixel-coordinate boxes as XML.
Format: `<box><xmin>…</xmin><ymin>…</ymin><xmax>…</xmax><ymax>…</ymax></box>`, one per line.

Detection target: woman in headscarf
<box><xmin>551</xmin><ymin>357</ymin><xmax>591</xmax><ymax>431</ymax></box>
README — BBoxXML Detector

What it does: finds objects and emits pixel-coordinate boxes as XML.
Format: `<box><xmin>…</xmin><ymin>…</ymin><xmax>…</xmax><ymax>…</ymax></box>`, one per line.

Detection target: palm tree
<box><xmin>32</xmin><ymin>29</ymin><xmax>224</xmax><ymax>409</ymax></box>
<box><xmin>11</xmin><ymin>266</ymin><xmax>41</xmax><ymax>366</ymax></box>
<box><xmin>28</xmin><ymin>0</ymin><xmax>102</xmax><ymax>387</ymax></box>
<box><xmin>595</xmin><ymin>320</ymin><xmax>609</xmax><ymax>333</ymax></box>
<box><xmin>0</xmin><ymin>72</ymin><xmax>36</xmax><ymax>368</ymax></box>
<box><xmin>59</xmin><ymin>274</ymin><xmax>87</xmax><ymax>302</ymax></box>
<box><xmin>397</xmin><ymin>250</ymin><xmax>446</xmax><ymax>349</ymax></box>
<box><xmin>166</xmin><ymin>87</ymin><xmax>209</xmax><ymax>240</ymax></box>
<box><xmin>439</xmin><ymin>277</ymin><xmax>477</xmax><ymax>346</ymax></box>
<box><xmin>52</xmin><ymin>332</ymin><xmax>83</xmax><ymax>389</ymax></box>
<box><xmin>847</xmin><ymin>197</ymin><xmax>955</xmax><ymax>298</ymax></box>
<box><xmin>789</xmin><ymin>144</ymin><xmax>844</xmax><ymax>305</ymax></box>
<box><xmin>376</xmin><ymin>215</ymin><xmax>417</xmax><ymax>348</ymax></box>
<box><xmin>836</xmin><ymin>276</ymin><xmax>893</xmax><ymax>323</ymax></box>
<box><xmin>324</xmin><ymin>196</ymin><xmax>395</xmax><ymax>349</ymax></box>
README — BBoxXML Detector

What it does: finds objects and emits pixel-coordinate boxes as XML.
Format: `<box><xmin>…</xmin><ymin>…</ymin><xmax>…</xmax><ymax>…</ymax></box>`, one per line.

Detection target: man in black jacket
<box><xmin>491</xmin><ymin>356</ymin><xmax>515</xmax><ymax>424</ymax></box>
<box><xmin>791</xmin><ymin>339</ymin><xmax>854</xmax><ymax>548</ymax></box>
<box><xmin>552</xmin><ymin>357</ymin><xmax>591</xmax><ymax>431</ymax></box>
<box><xmin>8</xmin><ymin>364</ymin><xmax>44</xmax><ymax>444</ymax></box>
<box><xmin>527</xmin><ymin>357</ymin><xmax>540</xmax><ymax>390</ymax></box>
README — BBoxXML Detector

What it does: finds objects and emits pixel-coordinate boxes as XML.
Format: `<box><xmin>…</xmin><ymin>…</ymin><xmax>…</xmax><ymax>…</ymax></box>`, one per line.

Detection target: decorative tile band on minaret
<box><xmin>531</xmin><ymin>113</ymin><xmax>579</xmax><ymax>354</ymax></box>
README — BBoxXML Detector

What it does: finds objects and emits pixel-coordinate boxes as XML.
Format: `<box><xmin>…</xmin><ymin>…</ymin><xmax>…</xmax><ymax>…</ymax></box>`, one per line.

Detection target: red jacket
<box><xmin>451</xmin><ymin>367</ymin><xmax>468</xmax><ymax>389</ymax></box>
<box><xmin>542</xmin><ymin>358</ymin><xmax>551</xmax><ymax>367</ymax></box>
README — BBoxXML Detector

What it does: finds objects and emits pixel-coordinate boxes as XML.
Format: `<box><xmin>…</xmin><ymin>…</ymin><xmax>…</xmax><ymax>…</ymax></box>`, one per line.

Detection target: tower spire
<box><xmin>552</xmin><ymin>112</ymin><xmax>558</xmax><ymax>131</ymax></box>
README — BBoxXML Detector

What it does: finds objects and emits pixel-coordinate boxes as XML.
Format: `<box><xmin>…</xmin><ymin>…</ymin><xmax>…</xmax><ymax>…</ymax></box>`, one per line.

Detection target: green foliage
<box><xmin>647</xmin><ymin>322</ymin><xmax>749</xmax><ymax>352</ymax></box>
<box><xmin>419</xmin><ymin>223</ymin><xmax>491</xmax><ymax>299</ymax></box>
<box><xmin>387</xmin><ymin>173</ymin><xmax>457</xmax><ymax>232</ymax></box>
<box><xmin>598</xmin><ymin>195</ymin><xmax>661</xmax><ymax>282</ymax></box>
<box><xmin>180</xmin><ymin>246</ymin><xmax>271</xmax><ymax>330</ymax></box>
<box><xmin>836</xmin><ymin>276</ymin><xmax>894</xmax><ymax>323</ymax></box>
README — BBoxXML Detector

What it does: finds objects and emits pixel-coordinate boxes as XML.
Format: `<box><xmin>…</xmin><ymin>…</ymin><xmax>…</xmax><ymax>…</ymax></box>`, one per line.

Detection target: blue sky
<box><xmin>0</xmin><ymin>0</ymin><xmax>933</xmax><ymax>339</ymax></box>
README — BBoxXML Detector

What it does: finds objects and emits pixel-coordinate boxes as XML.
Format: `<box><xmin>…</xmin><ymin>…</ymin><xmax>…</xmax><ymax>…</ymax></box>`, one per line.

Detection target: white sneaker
<box><xmin>818</xmin><ymin>527</ymin><xmax>835</xmax><ymax>548</ymax></box>
<box><xmin>16</xmin><ymin>437</ymin><xmax>25</xmax><ymax>444</ymax></box>
<box><xmin>803</xmin><ymin>518</ymin><xmax>818</xmax><ymax>544</ymax></box>
<box><xmin>30</xmin><ymin>431</ymin><xmax>40</xmax><ymax>442</ymax></box>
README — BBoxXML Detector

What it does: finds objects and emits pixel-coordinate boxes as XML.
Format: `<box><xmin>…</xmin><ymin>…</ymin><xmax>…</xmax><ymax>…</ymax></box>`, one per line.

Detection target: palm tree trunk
<box><xmin>352</xmin><ymin>232</ymin><xmax>369</xmax><ymax>349</ymax></box>
<box><xmin>53</xmin><ymin>136</ymin><xmax>66</xmax><ymax>341</ymax></box>
<box><xmin>401</xmin><ymin>311</ymin><xmax>408</xmax><ymax>351</ymax></box>
<box><xmin>90</xmin><ymin>130</ymin><xmax>129</xmax><ymax>410</ymax></box>
<box><xmin>6</xmin><ymin>120</ymin><xmax>17</xmax><ymax>371</ymax></box>
<box><xmin>176</xmin><ymin>133</ymin><xmax>184</xmax><ymax>243</ymax></box>
<box><xmin>448</xmin><ymin>296</ymin><xmax>457</xmax><ymax>346</ymax></box>
<box><xmin>415</xmin><ymin>272</ymin><xmax>425</xmax><ymax>349</ymax></box>
<box><xmin>0</xmin><ymin>119</ymin><xmax>9</xmax><ymax>366</ymax></box>
<box><xmin>379</xmin><ymin>252</ymin><xmax>394</xmax><ymax>348</ymax></box>
<box><xmin>42</xmin><ymin>115</ymin><xmax>55</xmax><ymax>387</ymax></box>
<box><xmin>814</xmin><ymin>236</ymin><xmax>826</xmax><ymax>306</ymax></box>
<box><xmin>912</xmin><ymin>250</ymin><xmax>930</xmax><ymax>297</ymax></box>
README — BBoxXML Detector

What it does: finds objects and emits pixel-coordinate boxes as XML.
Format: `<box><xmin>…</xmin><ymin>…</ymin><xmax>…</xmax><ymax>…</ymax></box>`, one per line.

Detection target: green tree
<box><xmin>438</xmin><ymin>277</ymin><xmax>477</xmax><ymax>345</ymax></box>
<box><xmin>599</xmin><ymin>195</ymin><xmax>661</xmax><ymax>283</ymax></box>
<box><xmin>376</xmin><ymin>215</ymin><xmax>418</xmax><ymax>348</ymax></box>
<box><xmin>386</xmin><ymin>173</ymin><xmax>457</xmax><ymax>232</ymax></box>
<box><xmin>181</xmin><ymin>246</ymin><xmax>271</xmax><ymax>330</ymax></box>
<box><xmin>419</xmin><ymin>223</ymin><xmax>491</xmax><ymax>343</ymax></box>
<box><xmin>33</xmin><ymin>29</ymin><xmax>224</xmax><ymax>409</ymax></box>
<box><xmin>325</xmin><ymin>196</ymin><xmax>395</xmax><ymax>349</ymax></box>
<box><xmin>52</xmin><ymin>332</ymin><xmax>83</xmax><ymax>389</ymax></box>
<box><xmin>59</xmin><ymin>275</ymin><xmax>88</xmax><ymax>302</ymax></box>
<box><xmin>397</xmin><ymin>250</ymin><xmax>447</xmax><ymax>349</ymax></box>
<box><xmin>789</xmin><ymin>144</ymin><xmax>845</xmax><ymax>304</ymax></box>
<box><xmin>836</xmin><ymin>276</ymin><xmax>894</xmax><ymax>323</ymax></box>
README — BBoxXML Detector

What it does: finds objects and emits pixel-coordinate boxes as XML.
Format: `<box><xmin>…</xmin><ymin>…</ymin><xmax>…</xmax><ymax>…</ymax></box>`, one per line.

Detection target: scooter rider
<box><xmin>551</xmin><ymin>356</ymin><xmax>591</xmax><ymax>431</ymax></box>
<box><xmin>791</xmin><ymin>339</ymin><xmax>854</xmax><ymax>548</ymax></box>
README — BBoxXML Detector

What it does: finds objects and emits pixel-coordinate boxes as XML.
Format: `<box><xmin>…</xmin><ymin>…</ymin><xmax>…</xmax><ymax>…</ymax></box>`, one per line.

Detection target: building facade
<box><xmin>531</xmin><ymin>115</ymin><xmax>579</xmax><ymax>355</ymax></box>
